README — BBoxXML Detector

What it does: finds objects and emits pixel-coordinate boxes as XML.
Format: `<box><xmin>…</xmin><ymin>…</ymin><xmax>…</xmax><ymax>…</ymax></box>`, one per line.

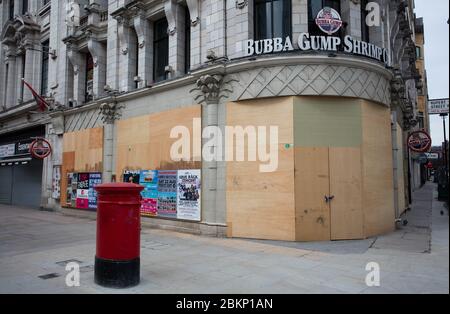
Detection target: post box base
<box><xmin>94</xmin><ymin>256</ymin><xmax>140</xmax><ymax>289</ymax></box>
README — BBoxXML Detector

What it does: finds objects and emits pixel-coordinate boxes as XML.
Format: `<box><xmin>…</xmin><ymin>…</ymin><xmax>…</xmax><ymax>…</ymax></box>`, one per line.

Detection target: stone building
<box><xmin>0</xmin><ymin>0</ymin><xmax>427</xmax><ymax>241</ymax></box>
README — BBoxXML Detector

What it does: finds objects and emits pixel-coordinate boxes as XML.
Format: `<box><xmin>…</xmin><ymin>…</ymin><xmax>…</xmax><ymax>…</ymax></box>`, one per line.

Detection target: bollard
<box><xmin>94</xmin><ymin>183</ymin><xmax>144</xmax><ymax>288</ymax></box>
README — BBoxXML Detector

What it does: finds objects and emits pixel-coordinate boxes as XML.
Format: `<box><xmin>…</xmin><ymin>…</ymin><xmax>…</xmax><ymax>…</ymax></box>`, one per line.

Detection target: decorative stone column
<box><xmin>4</xmin><ymin>47</ymin><xmax>18</xmax><ymax>108</ymax></box>
<box><xmin>87</xmin><ymin>36</ymin><xmax>107</xmax><ymax>99</ymax></box>
<box><xmin>165</xmin><ymin>0</ymin><xmax>186</xmax><ymax>78</ymax></box>
<box><xmin>67</xmin><ymin>46</ymin><xmax>86</xmax><ymax>106</ymax></box>
<box><xmin>190</xmin><ymin>74</ymin><xmax>236</xmax><ymax>229</ymax></box>
<box><xmin>22</xmin><ymin>39</ymin><xmax>42</xmax><ymax>101</ymax></box>
<box><xmin>196</xmin><ymin>75</ymin><xmax>220</xmax><ymax>225</ymax></box>
<box><xmin>341</xmin><ymin>0</ymin><xmax>362</xmax><ymax>40</ymax></box>
<box><xmin>133</xmin><ymin>11</ymin><xmax>153</xmax><ymax>87</ymax></box>
<box><xmin>45</xmin><ymin>110</ymin><xmax>65</xmax><ymax>210</ymax></box>
<box><xmin>116</xmin><ymin>16</ymin><xmax>136</xmax><ymax>92</ymax></box>
<box><xmin>99</xmin><ymin>101</ymin><xmax>122</xmax><ymax>183</ymax></box>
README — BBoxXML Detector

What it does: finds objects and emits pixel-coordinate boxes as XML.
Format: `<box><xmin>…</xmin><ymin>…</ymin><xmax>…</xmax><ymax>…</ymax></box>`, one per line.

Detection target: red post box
<box><xmin>94</xmin><ymin>183</ymin><xmax>144</xmax><ymax>288</ymax></box>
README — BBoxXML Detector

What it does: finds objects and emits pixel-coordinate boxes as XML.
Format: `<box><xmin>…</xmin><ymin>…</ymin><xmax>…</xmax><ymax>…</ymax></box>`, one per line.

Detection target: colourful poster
<box><xmin>76</xmin><ymin>188</ymin><xmax>89</xmax><ymax>209</ymax></box>
<box><xmin>157</xmin><ymin>170</ymin><xmax>178</xmax><ymax>218</ymax></box>
<box><xmin>139</xmin><ymin>170</ymin><xmax>159</xmax><ymax>216</ymax></box>
<box><xmin>123</xmin><ymin>170</ymin><xmax>140</xmax><ymax>184</ymax></box>
<box><xmin>76</xmin><ymin>173</ymin><xmax>90</xmax><ymax>209</ymax></box>
<box><xmin>177</xmin><ymin>170</ymin><xmax>201</xmax><ymax>221</ymax></box>
<box><xmin>88</xmin><ymin>173</ymin><xmax>102</xmax><ymax>209</ymax></box>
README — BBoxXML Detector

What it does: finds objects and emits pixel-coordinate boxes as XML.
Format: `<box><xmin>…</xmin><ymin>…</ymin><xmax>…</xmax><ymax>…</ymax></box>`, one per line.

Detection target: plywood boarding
<box><xmin>293</xmin><ymin>96</ymin><xmax>362</xmax><ymax>148</ymax></box>
<box><xmin>115</xmin><ymin>105</ymin><xmax>201</xmax><ymax>178</ymax></box>
<box><xmin>60</xmin><ymin>128</ymin><xmax>104</xmax><ymax>207</ymax></box>
<box><xmin>361</xmin><ymin>100</ymin><xmax>395</xmax><ymax>237</ymax></box>
<box><xmin>329</xmin><ymin>147</ymin><xmax>364</xmax><ymax>240</ymax></box>
<box><xmin>226</xmin><ymin>97</ymin><xmax>296</xmax><ymax>241</ymax></box>
<box><xmin>295</xmin><ymin>147</ymin><xmax>331</xmax><ymax>241</ymax></box>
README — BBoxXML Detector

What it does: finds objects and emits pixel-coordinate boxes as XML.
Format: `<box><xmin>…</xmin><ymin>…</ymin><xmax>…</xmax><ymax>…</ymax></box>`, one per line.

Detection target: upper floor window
<box><xmin>85</xmin><ymin>53</ymin><xmax>94</xmax><ymax>102</ymax></box>
<box><xmin>41</xmin><ymin>40</ymin><xmax>50</xmax><ymax>96</ymax></box>
<box><xmin>416</xmin><ymin>46</ymin><xmax>422</xmax><ymax>59</ymax></box>
<box><xmin>184</xmin><ymin>7</ymin><xmax>191</xmax><ymax>74</ymax></box>
<box><xmin>22</xmin><ymin>0</ymin><xmax>29</xmax><ymax>14</ymax></box>
<box><xmin>361</xmin><ymin>0</ymin><xmax>370</xmax><ymax>42</ymax></box>
<box><xmin>308</xmin><ymin>0</ymin><xmax>341</xmax><ymax>36</ymax></box>
<box><xmin>153</xmin><ymin>18</ymin><xmax>169</xmax><ymax>83</ymax></box>
<box><xmin>9</xmin><ymin>0</ymin><xmax>15</xmax><ymax>20</ymax></box>
<box><xmin>254</xmin><ymin>0</ymin><xmax>292</xmax><ymax>40</ymax></box>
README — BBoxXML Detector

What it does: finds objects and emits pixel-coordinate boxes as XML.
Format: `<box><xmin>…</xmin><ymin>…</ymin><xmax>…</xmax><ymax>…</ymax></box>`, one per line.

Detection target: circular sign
<box><xmin>407</xmin><ymin>131</ymin><xmax>432</xmax><ymax>153</ymax></box>
<box><xmin>315</xmin><ymin>7</ymin><xmax>343</xmax><ymax>35</ymax></box>
<box><xmin>30</xmin><ymin>138</ymin><xmax>52</xmax><ymax>159</ymax></box>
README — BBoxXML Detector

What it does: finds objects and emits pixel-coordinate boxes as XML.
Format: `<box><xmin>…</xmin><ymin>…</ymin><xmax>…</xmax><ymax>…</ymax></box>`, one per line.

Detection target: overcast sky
<box><xmin>414</xmin><ymin>0</ymin><xmax>449</xmax><ymax>146</ymax></box>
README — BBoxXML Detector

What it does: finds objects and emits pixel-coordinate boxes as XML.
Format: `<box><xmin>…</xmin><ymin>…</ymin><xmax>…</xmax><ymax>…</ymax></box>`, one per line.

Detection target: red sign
<box><xmin>30</xmin><ymin>138</ymin><xmax>52</xmax><ymax>159</ymax></box>
<box><xmin>407</xmin><ymin>131</ymin><xmax>432</xmax><ymax>153</ymax></box>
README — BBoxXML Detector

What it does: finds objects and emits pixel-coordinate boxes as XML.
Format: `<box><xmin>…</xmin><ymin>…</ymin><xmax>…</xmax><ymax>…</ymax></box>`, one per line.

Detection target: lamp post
<box><xmin>440</xmin><ymin>113</ymin><xmax>449</xmax><ymax>178</ymax></box>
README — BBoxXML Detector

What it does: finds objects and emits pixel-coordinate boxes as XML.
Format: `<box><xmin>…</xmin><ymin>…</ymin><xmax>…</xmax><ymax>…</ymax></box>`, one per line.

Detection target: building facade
<box><xmin>0</xmin><ymin>0</ymin><xmax>427</xmax><ymax>241</ymax></box>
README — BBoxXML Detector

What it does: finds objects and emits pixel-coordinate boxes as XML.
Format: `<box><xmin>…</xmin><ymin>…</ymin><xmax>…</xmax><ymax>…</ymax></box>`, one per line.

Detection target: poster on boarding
<box><xmin>157</xmin><ymin>170</ymin><xmax>178</xmax><ymax>218</ymax></box>
<box><xmin>176</xmin><ymin>170</ymin><xmax>201</xmax><ymax>221</ymax></box>
<box><xmin>139</xmin><ymin>170</ymin><xmax>159</xmax><ymax>216</ymax></box>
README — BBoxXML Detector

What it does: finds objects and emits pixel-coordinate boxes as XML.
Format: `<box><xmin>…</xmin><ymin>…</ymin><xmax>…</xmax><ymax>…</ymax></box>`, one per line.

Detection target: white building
<box><xmin>0</xmin><ymin>0</ymin><xmax>426</xmax><ymax>241</ymax></box>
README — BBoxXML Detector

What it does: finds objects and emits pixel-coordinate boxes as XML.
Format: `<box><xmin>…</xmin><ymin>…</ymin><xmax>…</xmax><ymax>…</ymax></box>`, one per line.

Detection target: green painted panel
<box><xmin>294</xmin><ymin>97</ymin><xmax>362</xmax><ymax>147</ymax></box>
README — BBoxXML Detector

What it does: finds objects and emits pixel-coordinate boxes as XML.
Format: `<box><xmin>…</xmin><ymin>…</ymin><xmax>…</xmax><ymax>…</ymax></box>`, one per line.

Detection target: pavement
<box><xmin>0</xmin><ymin>182</ymin><xmax>448</xmax><ymax>294</ymax></box>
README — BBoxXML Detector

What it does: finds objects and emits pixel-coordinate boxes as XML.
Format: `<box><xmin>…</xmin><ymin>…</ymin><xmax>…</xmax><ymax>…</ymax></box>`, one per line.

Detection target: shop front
<box><xmin>0</xmin><ymin>126</ymin><xmax>45</xmax><ymax>208</ymax></box>
<box><xmin>226</xmin><ymin>96</ymin><xmax>395</xmax><ymax>242</ymax></box>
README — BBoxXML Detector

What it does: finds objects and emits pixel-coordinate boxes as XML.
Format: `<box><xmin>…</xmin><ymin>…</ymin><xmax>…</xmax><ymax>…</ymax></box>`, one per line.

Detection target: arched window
<box><xmin>308</xmin><ymin>0</ymin><xmax>341</xmax><ymax>36</ymax></box>
<box><xmin>254</xmin><ymin>0</ymin><xmax>292</xmax><ymax>40</ymax></box>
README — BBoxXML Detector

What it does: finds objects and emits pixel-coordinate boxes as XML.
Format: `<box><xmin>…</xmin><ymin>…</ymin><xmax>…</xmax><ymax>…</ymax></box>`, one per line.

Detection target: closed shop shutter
<box><xmin>0</xmin><ymin>166</ymin><xmax>13</xmax><ymax>204</ymax></box>
<box><xmin>11</xmin><ymin>159</ymin><xmax>43</xmax><ymax>207</ymax></box>
<box><xmin>0</xmin><ymin>159</ymin><xmax>43</xmax><ymax>208</ymax></box>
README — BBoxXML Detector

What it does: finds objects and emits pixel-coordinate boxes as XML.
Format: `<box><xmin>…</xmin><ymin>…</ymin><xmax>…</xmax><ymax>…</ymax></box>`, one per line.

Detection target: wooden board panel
<box><xmin>361</xmin><ymin>101</ymin><xmax>395</xmax><ymax>237</ymax></box>
<box><xmin>115</xmin><ymin>105</ymin><xmax>201</xmax><ymax>179</ymax></box>
<box><xmin>295</xmin><ymin>147</ymin><xmax>331</xmax><ymax>241</ymax></box>
<box><xmin>226</xmin><ymin>97</ymin><xmax>296</xmax><ymax>241</ymax></box>
<box><xmin>61</xmin><ymin>128</ymin><xmax>103</xmax><ymax>208</ymax></box>
<box><xmin>329</xmin><ymin>147</ymin><xmax>364</xmax><ymax>240</ymax></box>
<box><xmin>293</xmin><ymin>96</ymin><xmax>362</xmax><ymax>147</ymax></box>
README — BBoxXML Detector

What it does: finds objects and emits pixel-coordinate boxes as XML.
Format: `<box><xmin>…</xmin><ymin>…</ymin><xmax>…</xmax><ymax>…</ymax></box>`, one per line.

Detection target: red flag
<box><xmin>22</xmin><ymin>79</ymin><xmax>49</xmax><ymax>112</ymax></box>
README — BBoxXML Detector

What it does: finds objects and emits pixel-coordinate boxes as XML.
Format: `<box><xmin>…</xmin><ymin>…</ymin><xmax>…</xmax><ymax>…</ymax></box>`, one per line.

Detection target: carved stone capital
<box><xmin>190</xmin><ymin>74</ymin><xmax>237</xmax><ymax>104</ymax></box>
<box><xmin>100</xmin><ymin>102</ymin><xmax>123</xmax><ymax>124</ymax></box>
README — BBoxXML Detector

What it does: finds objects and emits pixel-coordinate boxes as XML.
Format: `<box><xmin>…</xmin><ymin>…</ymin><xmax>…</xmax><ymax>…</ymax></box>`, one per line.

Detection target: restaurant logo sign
<box><xmin>407</xmin><ymin>131</ymin><xmax>432</xmax><ymax>153</ymax></box>
<box><xmin>315</xmin><ymin>7</ymin><xmax>343</xmax><ymax>35</ymax></box>
<box><xmin>243</xmin><ymin>7</ymin><xmax>389</xmax><ymax>65</ymax></box>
